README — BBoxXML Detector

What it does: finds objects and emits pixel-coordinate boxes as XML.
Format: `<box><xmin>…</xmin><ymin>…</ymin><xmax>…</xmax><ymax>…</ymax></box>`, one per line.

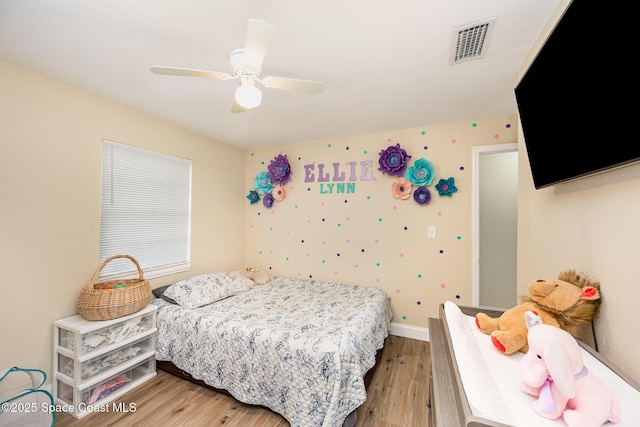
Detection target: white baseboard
<box><xmin>389</xmin><ymin>322</ymin><xmax>430</xmax><ymax>342</ymax></box>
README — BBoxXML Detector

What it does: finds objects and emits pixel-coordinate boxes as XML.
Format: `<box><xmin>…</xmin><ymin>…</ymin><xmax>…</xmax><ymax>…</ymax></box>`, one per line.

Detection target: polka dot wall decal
<box><xmin>494</xmin><ymin>134</ymin><xmax>500</xmax><ymax>139</ymax></box>
<box><xmin>506</xmin><ymin>123</ymin><xmax>511</xmax><ymax>129</ymax></box>
<box><xmin>361</xmin><ymin>248</ymin><xmax>365</xmax><ymax>253</ymax></box>
<box><xmin>472</xmin><ymin>122</ymin><xmax>477</xmax><ymax>127</ymax></box>
<box><xmin>363</xmin><ymin>150</ymin><xmax>368</xmax><ymax>154</ymax></box>
<box><xmin>457</xmin><ymin>235</ymin><xmax>462</xmax><ymax>240</ymax></box>
<box><xmin>439</xmin><ymin>250</ymin><xmax>444</xmax><ymax>254</ymax></box>
<box><xmin>417</xmin><ymin>273</ymin><xmax>422</xmax><ymax>278</ymax></box>
<box><xmin>378</xmin><ymin>218</ymin><xmax>383</xmax><ymax>222</ymax></box>
<box><xmin>400</xmin><ymin>253</ymin><xmax>405</xmax><ymax>257</ymax></box>
<box><xmin>376</xmin><ymin>262</ymin><xmax>380</xmax><ymax>266</ymax></box>
<box><xmin>403</xmin><ymin>226</ymin><xmax>408</xmax><ymax>230</ymax></box>
<box><xmin>328</xmin><ymin>143</ymin><xmax>332</xmax><ymax>148</ymax></box>
<box><xmin>456</xmin><ymin>295</ymin><xmax>461</xmax><ymax>299</ymax></box>
<box><xmin>437</xmin><ymin>212</ymin><xmax>442</xmax><ymax>216</ymax></box>
<box><xmin>417</xmin><ymin>301</ymin><xmax>421</xmax><ymax>305</ymax></box>
<box><xmin>321</xmin><ymin>259</ymin><xmax>326</xmax><ymax>263</ymax></box>
<box><xmin>396</xmin><ymin>289</ymin><xmax>400</xmax><ymax>293</ymax></box>
<box><xmin>402</xmin><ymin>315</ymin><xmax>407</xmax><ymax>320</ymax></box>
<box><xmin>451</xmin><ymin>139</ymin><xmax>457</xmax><ymax>144</ymax></box>
<box><xmin>424</xmin><ymin>146</ymin><xmax>428</xmax><ymax>150</ymax></box>
<box><xmin>421</xmin><ymin>130</ymin><xmax>426</xmax><ymax>135</ymax></box>
<box><xmin>354</xmin><ymin>264</ymin><xmax>359</xmax><ymax>268</ymax></box>
<box><xmin>346</xmin><ymin>239</ymin><xmax>350</xmax><ymax>243</ymax></box>
<box><xmin>460</xmin><ymin>166</ymin><xmax>465</xmax><ymax>171</ymax></box>
<box><xmin>441</xmin><ymin>283</ymin><xmax>446</xmax><ymax>288</ymax></box>
<box><xmin>346</xmin><ymin>146</ymin><xmax>350</xmax><ymax>150</ymax></box>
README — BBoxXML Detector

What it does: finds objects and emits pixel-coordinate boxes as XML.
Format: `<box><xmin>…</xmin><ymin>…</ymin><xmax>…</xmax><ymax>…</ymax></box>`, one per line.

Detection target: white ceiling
<box><xmin>0</xmin><ymin>0</ymin><xmax>562</xmax><ymax>148</ymax></box>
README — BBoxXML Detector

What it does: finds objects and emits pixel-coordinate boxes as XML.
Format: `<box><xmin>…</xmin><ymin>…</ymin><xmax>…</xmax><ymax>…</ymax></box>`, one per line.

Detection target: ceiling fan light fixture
<box><xmin>235</xmin><ymin>77</ymin><xmax>262</xmax><ymax>109</ymax></box>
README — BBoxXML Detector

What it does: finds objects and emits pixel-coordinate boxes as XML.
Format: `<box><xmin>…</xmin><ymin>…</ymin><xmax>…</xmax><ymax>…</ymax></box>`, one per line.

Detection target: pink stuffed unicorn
<box><xmin>520</xmin><ymin>311</ymin><xmax>619</xmax><ymax>426</ymax></box>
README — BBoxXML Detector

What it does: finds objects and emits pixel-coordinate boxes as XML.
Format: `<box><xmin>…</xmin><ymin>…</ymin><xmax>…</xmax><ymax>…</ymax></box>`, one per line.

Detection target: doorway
<box><xmin>472</xmin><ymin>143</ymin><xmax>518</xmax><ymax>308</ymax></box>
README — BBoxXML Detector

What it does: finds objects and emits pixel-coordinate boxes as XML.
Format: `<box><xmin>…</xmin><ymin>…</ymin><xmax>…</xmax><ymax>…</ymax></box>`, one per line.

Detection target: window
<box><xmin>99</xmin><ymin>140</ymin><xmax>192</xmax><ymax>279</ymax></box>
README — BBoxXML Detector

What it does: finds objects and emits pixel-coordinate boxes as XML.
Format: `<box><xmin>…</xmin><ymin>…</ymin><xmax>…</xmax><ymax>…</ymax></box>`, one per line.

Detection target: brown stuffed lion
<box><xmin>475</xmin><ymin>270</ymin><xmax>601</xmax><ymax>354</ymax></box>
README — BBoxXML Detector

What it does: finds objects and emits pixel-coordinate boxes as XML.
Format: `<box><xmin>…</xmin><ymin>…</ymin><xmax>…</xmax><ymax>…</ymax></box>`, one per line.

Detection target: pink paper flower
<box><xmin>392</xmin><ymin>177</ymin><xmax>412</xmax><ymax>199</ymax></box>
<box><xmin>272</xmin><ymin>185</ymin><xmax>287</xmax><ymax>201</ymax></box>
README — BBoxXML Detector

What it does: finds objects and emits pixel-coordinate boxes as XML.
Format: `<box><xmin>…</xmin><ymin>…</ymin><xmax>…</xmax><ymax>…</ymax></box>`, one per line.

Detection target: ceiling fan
<box><xmin>150</xmin><ymin>19</ymin><xmax>324</xmax><ymax>113</ymax></box>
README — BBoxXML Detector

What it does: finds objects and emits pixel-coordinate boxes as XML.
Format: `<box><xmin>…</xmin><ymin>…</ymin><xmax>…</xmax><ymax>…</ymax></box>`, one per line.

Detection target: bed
<box><xmin>428</xmin><ymin>301</ymin><xmax>640</xmax><ymax>427</ymax></box>
<box><xmin>149</xmin><ymin>272</ymin><xmax>392</xmax><ymax>427</ymax></box>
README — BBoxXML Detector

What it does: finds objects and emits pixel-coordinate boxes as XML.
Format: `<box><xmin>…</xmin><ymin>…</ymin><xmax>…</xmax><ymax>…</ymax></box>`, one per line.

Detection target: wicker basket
<box><xmin>76</xmin><ymin>255</ymin><xmax>152</xmax><ymax>321</ymax></box>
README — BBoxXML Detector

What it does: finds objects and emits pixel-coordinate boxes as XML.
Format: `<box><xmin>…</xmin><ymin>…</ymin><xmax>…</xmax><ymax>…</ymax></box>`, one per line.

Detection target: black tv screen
<box><xmin>515</xmin><ymin>0</ymin><xmax>637</xmax><ymax>189</ymax></box>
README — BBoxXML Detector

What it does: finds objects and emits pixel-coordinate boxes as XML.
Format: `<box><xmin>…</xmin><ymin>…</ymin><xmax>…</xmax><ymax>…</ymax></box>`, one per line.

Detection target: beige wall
<box><xmin>516</xmin><ymin>0</ymin><xmax>640</xmax><ymax>383</ymax></box>
<box><xmin>244</xmin><ymin>118</ymin><xmax>517</xmax><ymax>330</ymax></box>
<box><xmin>0</xmin><ymin>61</ymin><xmax>245</xmax><ymax>375</ymax></box>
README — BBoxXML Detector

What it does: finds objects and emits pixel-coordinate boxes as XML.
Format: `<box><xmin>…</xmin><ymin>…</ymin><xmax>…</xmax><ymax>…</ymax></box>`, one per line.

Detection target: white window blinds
<box><xmin>99</xmin><ymin>140</ymin><xmax>192</xmax><ymax>279</ymax></box>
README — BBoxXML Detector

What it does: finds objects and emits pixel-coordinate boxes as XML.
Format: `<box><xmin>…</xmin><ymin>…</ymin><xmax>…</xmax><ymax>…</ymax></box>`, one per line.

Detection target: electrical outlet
<box><xmin>427</xmin><ymin>226</ymin><xmax>436</xmax><ymax>238</ymax></box>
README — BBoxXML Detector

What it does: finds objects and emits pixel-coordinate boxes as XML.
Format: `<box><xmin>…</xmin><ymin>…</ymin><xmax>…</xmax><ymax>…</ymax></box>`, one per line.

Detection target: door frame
<box><xmin>471</xmin><ymin>143</ymin><xmax>518</xmax><ymax>306</ymax></box>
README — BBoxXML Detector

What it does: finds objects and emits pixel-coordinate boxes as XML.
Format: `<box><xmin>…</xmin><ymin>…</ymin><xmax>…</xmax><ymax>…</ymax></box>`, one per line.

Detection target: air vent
<box><xmin>450</xmin><ymin>17</ymin><xmax>496</xmax><ymax>64</ymax></box>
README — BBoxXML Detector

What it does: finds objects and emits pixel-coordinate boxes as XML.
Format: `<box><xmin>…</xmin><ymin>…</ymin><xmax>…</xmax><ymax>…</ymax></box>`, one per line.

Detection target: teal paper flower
<box><xmin>435</xmin><ymin>177</ymin><xmax>457</xmax><ymax>197</ymax></box>
<box><xmin>246</xmin><ymin>190</ymin><xmax>260</xmax><ymax>204</ymax></box>
<box><xmin>405</xmin><ymin>158</ymin><xmax>435</xmax><ymax>186</ymax></box>
<box><xmin>254</xmin><ymin>171</ymin><xmax>273</xmax><ymax>195</ymax></box>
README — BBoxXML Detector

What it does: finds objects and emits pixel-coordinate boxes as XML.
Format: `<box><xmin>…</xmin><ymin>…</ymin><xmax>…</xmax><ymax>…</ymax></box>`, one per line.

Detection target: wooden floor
<box><xmin>54</xmin><ymin>335</ymin><xmax>430</xmax><ymax>427</ymax></box>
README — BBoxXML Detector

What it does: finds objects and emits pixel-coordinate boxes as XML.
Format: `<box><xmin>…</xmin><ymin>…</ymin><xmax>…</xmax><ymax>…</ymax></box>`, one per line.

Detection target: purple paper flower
<box><xmin>406</xmin><ymin>158</ymin><xmax>435</xmax><ymax>186</ymax></box>
<box><xmin>268</xmin><ymin>154</ymin><xmax>292</xmax><ymax>185</ymax></box>
<box><xmin>254</xmin><ymin>171</ymin><xmax>273</xmax><ymax>195</ymax></box>
<box><xmin>413</xmin><ymin>186</ymin><xmax>432</xmax><ymax>205</ymax></box>
<box><xmin>262</xmin><ymin>192</ymin><xmax>275</xmax><ymax>208</ymax></box>
<box><xmin>435</xmin><ymin>177</ymin><xmax>457</xmax><ymax>197</ymax></box>
<box><xmin>378</xmin><ymin>144</ymin><xmax>411</xmax><ymax>177</ymax></box>
<box><xmin>246</xmin><ymin>190</ymin><xmax>260</xmax><ymax>204</ymax></box>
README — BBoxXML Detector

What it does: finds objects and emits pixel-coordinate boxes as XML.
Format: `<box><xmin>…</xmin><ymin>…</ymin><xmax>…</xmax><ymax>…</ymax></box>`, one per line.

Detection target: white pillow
<box><xmin>163</xmin><ymin>272</ymin><xmax>250</xmax><ymax>308</ymax></box>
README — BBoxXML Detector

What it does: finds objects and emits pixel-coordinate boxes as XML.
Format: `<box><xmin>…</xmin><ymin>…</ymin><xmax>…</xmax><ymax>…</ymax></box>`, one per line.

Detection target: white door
<box><xmin>472</xmin><ymin>144</ymin><xmax>518</xmax><ymax>308</ymax></box>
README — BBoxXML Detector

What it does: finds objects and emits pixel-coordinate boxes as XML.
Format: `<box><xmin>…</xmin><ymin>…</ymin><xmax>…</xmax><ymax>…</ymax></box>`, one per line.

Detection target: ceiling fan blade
<box><xmin>261</xmin><ymin>76</ymin><xmax>324</xmax><ymax>95</ymax></box>
<box><xmin>243</xmin><ymin>19</ymin><xmax>276</xmax><ymax>69</ymax></box>
<box><xmin>150</xmin><ymin>66</ymin><xmax>233</xmax><ymax>80</ymax></box>
<box><xmin>231</xmin><ymin>98</ymin><xmax>246</xmax><ymax>113</ymax></box>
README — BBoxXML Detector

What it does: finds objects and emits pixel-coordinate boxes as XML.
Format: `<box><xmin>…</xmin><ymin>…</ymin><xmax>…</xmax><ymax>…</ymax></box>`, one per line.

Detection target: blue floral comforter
<box><xmin>151</xmin><ymin>276</ymin><xmax>392</xmax><ymax>427</ymax></box>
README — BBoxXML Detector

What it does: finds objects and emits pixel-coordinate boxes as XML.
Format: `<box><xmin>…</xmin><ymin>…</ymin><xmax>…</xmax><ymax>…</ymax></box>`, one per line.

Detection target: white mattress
<box><xmin>443</xmin><ymin>301</ymin><xmax>640</xmax><ymax>427</ymax></box>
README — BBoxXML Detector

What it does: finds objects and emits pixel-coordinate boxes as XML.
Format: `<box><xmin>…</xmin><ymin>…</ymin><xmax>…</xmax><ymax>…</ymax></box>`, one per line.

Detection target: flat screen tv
<box><xmin>515</xmin><ymin>0</ymin><xmax>636</xmax><ymax>189</ymax></box>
